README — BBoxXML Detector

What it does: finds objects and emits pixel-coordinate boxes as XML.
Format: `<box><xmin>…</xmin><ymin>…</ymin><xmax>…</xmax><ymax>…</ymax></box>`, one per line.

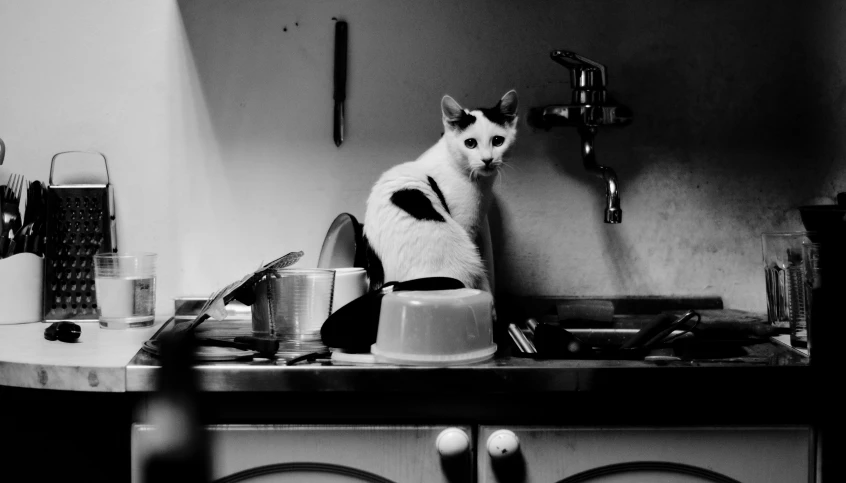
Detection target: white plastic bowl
<box><xmin>371</xmin><ymin>288</ymin><xmax>497</xmax><ymax>365</ymax></box>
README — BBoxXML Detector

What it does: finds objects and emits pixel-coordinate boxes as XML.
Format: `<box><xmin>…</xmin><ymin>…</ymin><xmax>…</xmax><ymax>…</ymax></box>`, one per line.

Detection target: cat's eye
<box><xmin>464</xmin><ymin>138</ymin><xmax>478</xmax><ymax>149</ymax></box>
<box><xmin>492</xmin><ymin>136</ymin><xmax>505</xmax><ymax>147</ymax></box>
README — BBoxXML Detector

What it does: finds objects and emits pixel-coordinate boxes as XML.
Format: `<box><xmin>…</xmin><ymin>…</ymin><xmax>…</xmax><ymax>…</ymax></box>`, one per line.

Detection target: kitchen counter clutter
<box><xmin>124</xmin><ymin>315</ymin><xmax>810</xmax><ymax>394</ymax></box>
<box><xmin>0</xmin><ymin>309</ymin><xmax>810</xmax><ymax>394</ymax></box>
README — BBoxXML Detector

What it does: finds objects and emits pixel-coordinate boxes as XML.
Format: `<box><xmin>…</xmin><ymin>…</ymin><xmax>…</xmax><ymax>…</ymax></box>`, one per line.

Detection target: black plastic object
<box><xmin>43</xmin><ymin>322</ymin><xmax>81</xmax><ymax>342</ymax></box>
<box><xmin>320</xmin><ymin>277</ymin><xmax>465</xmax><ymax>352</ymax></box>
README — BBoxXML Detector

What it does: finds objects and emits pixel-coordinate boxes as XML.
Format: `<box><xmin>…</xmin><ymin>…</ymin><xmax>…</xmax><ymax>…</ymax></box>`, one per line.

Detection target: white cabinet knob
<box><xmin>436</xmin><ymin>427</ymin><xmax>470</xmax><ymax>458</ymax></box>
<box><xmin>487</xmin><ymin>429</ymin><xmax>520</xmax><ymax>460</ymax></box>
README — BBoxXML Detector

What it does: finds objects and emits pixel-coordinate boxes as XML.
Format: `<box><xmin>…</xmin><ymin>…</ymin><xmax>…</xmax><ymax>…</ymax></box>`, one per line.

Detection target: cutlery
<box><xmin>333</xmin><ymin>20</ymin><xmax>348</xmax><ymax>147</ymax></box>
<box><xmin>0</xmin><ymin>228</ymin><xmax>8</xmax><ymax>258</ymax></box>
<box><xmin>12</xmin><ymin>223</ymin><xmax>34</xmax><ymax>255</ymax></box>
<box><xmin>23</xmin><ymin>180</ymin><xmax>45</xmax><ymax>229</ymax></box>
<box><xmin>0</xmin><ymin>193</ymin><xmax>21</xmax><ymax>240</ymax></box>
<box><xmin>4</xmin><ymin>172</ymin><xmax>24</xmax><ymax>203</ymax></box>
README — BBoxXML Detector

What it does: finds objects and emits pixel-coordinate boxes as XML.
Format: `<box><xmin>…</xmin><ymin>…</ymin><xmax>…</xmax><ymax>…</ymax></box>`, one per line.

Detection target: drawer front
<box><xmin>478</xmin><ymin>426</ymin><xmax>811</xmax><ymax>483</ymax></box>
<box><xmin>132</xmin><ymin>424</ymin><xmax>472</xmax><ymax>483</ymax></box>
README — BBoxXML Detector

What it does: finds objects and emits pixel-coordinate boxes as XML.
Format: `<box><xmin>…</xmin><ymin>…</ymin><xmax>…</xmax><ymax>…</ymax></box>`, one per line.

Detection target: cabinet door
<box><xmin>132</xmin><ymin>424</ymin><xmax>473</xmax><ymax>483</ymax></box>
<box><xmin>478</xmin><ymin>426</ymin><xmax>811</xmax><ymax>483</ymax></box>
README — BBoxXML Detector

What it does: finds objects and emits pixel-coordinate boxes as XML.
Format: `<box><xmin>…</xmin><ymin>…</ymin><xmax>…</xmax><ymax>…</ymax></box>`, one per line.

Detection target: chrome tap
<box><xmin>529</xmin><ymin>51</ymin><xmax>632</xmax><ymax>224</ymax></box>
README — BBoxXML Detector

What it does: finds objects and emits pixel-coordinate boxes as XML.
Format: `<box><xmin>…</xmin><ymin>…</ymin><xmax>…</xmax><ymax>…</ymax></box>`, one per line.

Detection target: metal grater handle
<box><xmin>49</xmin><ymin>151</ymin><xmax>110</xmax><ymax>186</ymax></box>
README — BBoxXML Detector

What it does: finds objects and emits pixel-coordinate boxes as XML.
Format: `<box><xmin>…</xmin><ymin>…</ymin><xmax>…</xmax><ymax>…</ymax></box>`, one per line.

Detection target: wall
<box><xmin>1</xmin><ymin>0</ymin><xmax>843</xmax><ymax>315</ymax></box>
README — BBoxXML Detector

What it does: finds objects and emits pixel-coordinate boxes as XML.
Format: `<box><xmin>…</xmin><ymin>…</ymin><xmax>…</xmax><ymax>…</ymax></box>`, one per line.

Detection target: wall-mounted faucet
<box><xmin>529</xmin><ymin>51</ymin><xmax>632</xmax><ymax>223</ymax></box>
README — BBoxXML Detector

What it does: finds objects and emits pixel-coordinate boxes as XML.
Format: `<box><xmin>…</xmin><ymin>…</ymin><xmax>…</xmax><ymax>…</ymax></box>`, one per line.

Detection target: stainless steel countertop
<box><xmin>126</xmin><ymin>315</ymin><xmax>810</xmax><ymax>393</ymax></box>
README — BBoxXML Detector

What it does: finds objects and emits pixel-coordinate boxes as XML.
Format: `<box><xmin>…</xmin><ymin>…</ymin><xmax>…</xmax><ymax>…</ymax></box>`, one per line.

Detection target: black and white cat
<box><xmin>363</xmin><ymin>90</ymin><xmax>518</xmax><ymax>292</ymax></box>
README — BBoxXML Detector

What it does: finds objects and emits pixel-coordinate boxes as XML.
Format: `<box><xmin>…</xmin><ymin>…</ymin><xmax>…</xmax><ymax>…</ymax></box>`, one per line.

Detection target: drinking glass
<box><xmin>761</xmin><ymin>232</ymin><xmax>812</xmax><ymax>328</ymax></box>
<box><xmin>93</xmin><ymin>252</ymin><xmax>157</xmax><ymax>329</ymax></box>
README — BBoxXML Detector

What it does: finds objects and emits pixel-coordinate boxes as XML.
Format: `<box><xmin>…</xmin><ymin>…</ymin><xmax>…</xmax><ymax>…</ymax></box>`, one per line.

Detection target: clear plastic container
<box><xmin>251</xmin><ymin>268</ymin><xmax>336</xmax><ymax>342</ymax></box>
<box><xmin>371</xmin><ymin>289</ymin><xmax>497</xmax><ymax>365</ymax></box>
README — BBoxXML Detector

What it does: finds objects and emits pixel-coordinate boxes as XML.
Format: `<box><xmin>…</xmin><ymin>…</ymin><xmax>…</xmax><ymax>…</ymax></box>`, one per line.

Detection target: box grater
<box><xmin>44</xmin><ymin>151</ymin><xmax>117</xmax><ymax>322</ymax></box>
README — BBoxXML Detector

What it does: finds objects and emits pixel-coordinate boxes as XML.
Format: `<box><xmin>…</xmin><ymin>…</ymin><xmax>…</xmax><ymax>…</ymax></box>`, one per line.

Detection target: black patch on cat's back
<box><xmin>427</xmin><ymin>176</ymin><xmax>451</xmax><ymax>216</ymax></box>
<box><xmin>448</xmin><ymin>111</ymin><xmax>476</xmax><ymax>131</ymax></box>
<box><xmin>391</xmin><ymin>189</ymin><xmax>445</xmax><ymax>222</ymax></box>
<box><xmin>478</xmin><ymin>105</ymin><xmax>515</xmax><ymax>127</ymax></box>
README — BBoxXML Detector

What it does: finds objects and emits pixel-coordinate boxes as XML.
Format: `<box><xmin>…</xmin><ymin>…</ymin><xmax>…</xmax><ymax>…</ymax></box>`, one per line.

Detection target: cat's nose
<box><xmin>482</xmin><ymin>158</ymin><xmax>494</xmax><ymax>167</ymax></box>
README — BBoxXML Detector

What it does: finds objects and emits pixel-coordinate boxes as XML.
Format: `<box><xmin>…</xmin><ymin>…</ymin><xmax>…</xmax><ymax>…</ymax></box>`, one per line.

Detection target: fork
<box><xmin>5</xmin><ymin>173</ymin><xmax>24</xmax><ymax>204</ymax></box>
<box><xmin>1</xmin><ymin>173</ymin><xmax>24</xmax><ymax>237</ymax></box>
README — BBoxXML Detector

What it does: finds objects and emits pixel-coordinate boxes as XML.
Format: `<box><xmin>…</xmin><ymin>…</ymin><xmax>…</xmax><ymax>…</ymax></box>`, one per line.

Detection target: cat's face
<box><xmin>441</xmin><ymin>90</ymin><xmax>518</xmax><ymax>178</ymax></box>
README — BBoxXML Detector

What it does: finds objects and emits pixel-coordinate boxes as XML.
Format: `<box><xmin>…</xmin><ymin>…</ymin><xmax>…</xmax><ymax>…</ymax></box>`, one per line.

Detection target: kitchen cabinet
<box><xmin>478</xmin><ymin>426</ymin><xmax>812</xmax><ymax>483</ymax></box>
<box><xmin>131</xmin><ymin>424</ymin><xmax>474</xmax><ymax>482</ymax></box>
<box><xmin>130</xmin><ymin>423</ymin><xmax>813</xmax><ymax>482</ymax></box>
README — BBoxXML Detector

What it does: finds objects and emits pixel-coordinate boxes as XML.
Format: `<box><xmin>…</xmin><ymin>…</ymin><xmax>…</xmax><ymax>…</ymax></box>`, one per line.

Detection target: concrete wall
<box><xmin>1</xmin><ymin>0</ymin><xmax>843</xmax><ymax>315</ymax></box>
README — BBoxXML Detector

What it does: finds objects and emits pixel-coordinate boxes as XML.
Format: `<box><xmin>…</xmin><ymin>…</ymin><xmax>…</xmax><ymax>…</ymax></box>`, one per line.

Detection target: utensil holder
<box><xmin>44</xmin><ymin>151</ymin><xmax>117</xmax><ymax>321</ymax></box>
<box><xmin>0</xmin><ymin>253</ymin><xmax>44</xmax><ymax>324</ymax></box>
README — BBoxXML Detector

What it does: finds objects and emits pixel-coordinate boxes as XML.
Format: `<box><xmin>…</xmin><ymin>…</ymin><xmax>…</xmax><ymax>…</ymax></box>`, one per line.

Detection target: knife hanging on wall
<box><xmin>333</xmin><ymin>20</ymin><xmax>348</xmax><ymax>147</ymax></box>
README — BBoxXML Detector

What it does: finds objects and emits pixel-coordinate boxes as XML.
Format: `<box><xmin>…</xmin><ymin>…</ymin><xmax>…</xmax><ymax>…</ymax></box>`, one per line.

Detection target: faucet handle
<box><xmin>550</xmin><ymin>50</ymin><xmax>607</xmax><ymax>89</ymax></box>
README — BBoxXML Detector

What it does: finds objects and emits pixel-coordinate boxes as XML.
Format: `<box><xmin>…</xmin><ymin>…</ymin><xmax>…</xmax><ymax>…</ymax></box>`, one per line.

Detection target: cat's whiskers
<box><xmin>500</xmin><ymin>160</ymin><xmax>520</xmax><ymax>172</ymax></box>
<box><xmin>495</xmin><ymin>165</ymin><xmax>507</xmax><ymax>186</ymax></box>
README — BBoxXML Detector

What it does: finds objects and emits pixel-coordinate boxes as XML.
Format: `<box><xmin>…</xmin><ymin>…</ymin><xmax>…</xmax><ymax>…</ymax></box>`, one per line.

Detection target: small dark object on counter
<box><xmin>43</xmin><ymin>322</ymin><xmax>81</xmax><ymax>342</ymax></box>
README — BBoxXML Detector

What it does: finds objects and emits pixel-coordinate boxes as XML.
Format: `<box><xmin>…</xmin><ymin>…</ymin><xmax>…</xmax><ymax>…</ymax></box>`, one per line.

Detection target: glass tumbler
<box><xmin>761</xmin><ymin>232</ymin><xmax>812</xmax><ymax>328</ymax></box>
<box><xmin>93</xmin><ymin>252</ymin><xmax>157</xmax><ymax>329</ymax></box>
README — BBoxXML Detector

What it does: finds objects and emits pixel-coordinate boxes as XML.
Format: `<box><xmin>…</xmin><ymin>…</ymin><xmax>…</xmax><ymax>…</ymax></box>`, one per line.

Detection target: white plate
<box><xmin>317</xmin><ymin>213</ymin><xmax>361</xmax><ymax>269</ymax></box>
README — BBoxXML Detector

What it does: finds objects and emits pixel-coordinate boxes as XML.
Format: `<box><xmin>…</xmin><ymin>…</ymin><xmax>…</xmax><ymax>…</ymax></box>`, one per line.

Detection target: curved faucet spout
<box><xmin>579</xmin><ymin>127</ymin><xmax>622</xmax><ymax>224</ymax></box>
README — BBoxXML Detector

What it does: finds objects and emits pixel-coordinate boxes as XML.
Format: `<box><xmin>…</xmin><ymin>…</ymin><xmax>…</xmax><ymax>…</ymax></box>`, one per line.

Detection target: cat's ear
<box><xmin>498</xmin><ymin>90</ymin><xmax>518</xmax><ymax>120</ymax></box>
<box><xmin>441</xmin><ymin>95</ymin><xmax>465</xmax><ymax>123</ymax></box>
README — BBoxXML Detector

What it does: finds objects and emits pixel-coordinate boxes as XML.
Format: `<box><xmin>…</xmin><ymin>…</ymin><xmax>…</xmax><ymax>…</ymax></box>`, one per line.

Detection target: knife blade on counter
<box><xmin>333</xmin><ymin>20</ymin><xmax>348</xmax><ymax>147</ymax></box>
